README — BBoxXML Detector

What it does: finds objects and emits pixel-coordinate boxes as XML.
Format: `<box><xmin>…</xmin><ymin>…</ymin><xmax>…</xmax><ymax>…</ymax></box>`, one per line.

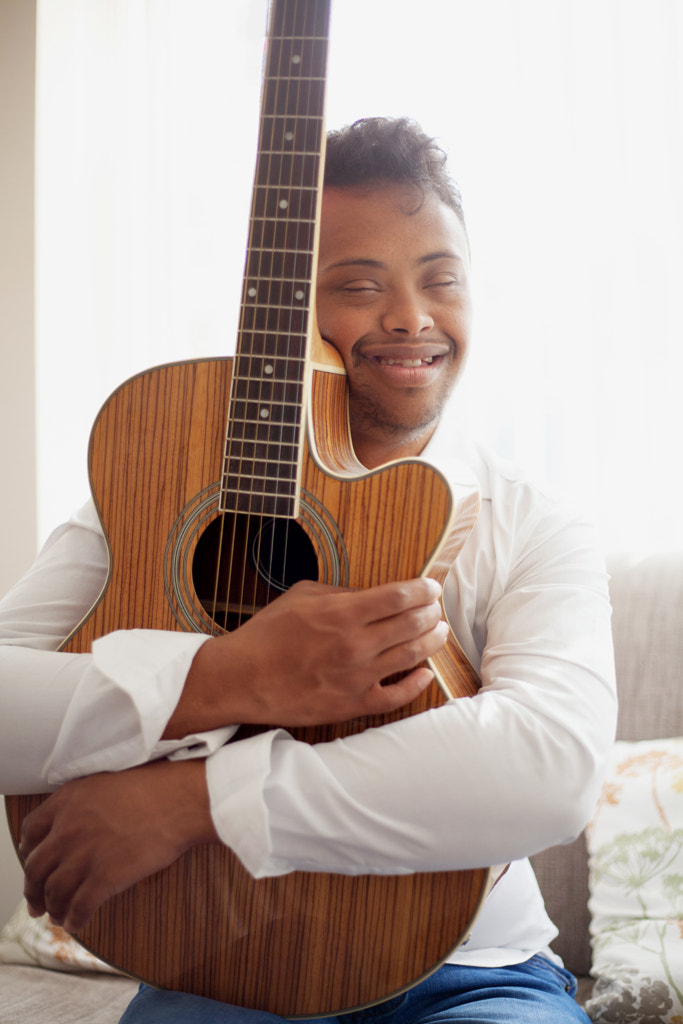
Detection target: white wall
<box><xmin>0</xmin><ymin>0</ymin><xmax>38</xmax><ymax>924</ymax></box>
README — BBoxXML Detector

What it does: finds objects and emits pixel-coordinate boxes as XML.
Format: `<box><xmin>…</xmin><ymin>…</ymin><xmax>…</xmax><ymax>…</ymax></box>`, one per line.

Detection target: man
<box><xmin>0</xmin><ymin>118</ymin><xmax>616</xmax><ymax>1022</ymax></box>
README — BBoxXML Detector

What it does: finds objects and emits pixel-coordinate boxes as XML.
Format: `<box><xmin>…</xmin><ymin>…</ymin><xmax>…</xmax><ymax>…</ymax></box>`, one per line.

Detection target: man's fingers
<box><xmin>361</xmin><ymin>665</ymin><xmax>437</xmax><ymax>716</ymax></box>
<box><xmin>19</xmin><ymin>804</ymin><xmax>53</xmax><ymax>861</ymax></box>
<box><xmin>368</xmin><ymin>598</ymin><xmax>444</xmax><ymax>656</ymax></box>
<box><xmin>348</xmin><ymin>577</ymin><xmax>442</xmax><ymax>624</ymax></box>
<box><xmin>374</xmin><ymin>619</ymin><xmax>450</xmax><ymax>681</ymax></box>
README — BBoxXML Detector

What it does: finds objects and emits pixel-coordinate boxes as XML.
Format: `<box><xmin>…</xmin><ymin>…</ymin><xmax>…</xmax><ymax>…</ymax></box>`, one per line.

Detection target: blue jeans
<box><xmin>118</xmin><ymin>955</ymin><xmax>590</xmax><ymax>1023</ymax></box>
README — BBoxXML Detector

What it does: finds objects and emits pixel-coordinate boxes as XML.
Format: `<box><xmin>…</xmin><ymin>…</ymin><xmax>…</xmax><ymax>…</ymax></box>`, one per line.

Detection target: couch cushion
<box><xmin>531</xmin><ymin>552</ymin><xmax>683</xmax><ymax>983</ymax></box>
<box><xmin>583</xmin><ymin>736</ymin><xmax>683</xmax><ymax>1022</ymax></box>
<box><xmin>609</xmin><ymin>552</ymin><xmax>683</xmax><ymax>742</ymax></box>
<box><xmin>0</xmin><ymin>964</ymin><xmax>138</xmax><ymax>1024</ymax></box>
<box><xmin>0</xmin><ymin>900</ymin><xmax>117</xmax><ymax>973</ymax></box>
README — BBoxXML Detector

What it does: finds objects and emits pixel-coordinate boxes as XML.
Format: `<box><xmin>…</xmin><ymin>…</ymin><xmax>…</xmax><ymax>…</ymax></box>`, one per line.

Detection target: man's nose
<box><xmin>381</xmin><ymin>293</ymin><xmax>434</xmax><ymax>336</ymax></box>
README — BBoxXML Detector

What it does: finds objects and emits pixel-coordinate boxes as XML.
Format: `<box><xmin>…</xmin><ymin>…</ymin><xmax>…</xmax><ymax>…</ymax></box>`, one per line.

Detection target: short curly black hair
<box><xmin>324</xmin><ymin>117</ymin><xmax>466</xmax><ymax>230</ymax></box>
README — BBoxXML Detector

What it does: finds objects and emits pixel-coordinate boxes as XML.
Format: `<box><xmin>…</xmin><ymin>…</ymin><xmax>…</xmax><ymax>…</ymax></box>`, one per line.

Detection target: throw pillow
<box><xmin>585</xmin><ymin>736</ymin><xmax>683</xmax><ymax>1023</ymax></box>
<box><xmin>0</xmin><ymin>899</ymin><xmax>119</xmax><ymax>973</ymax></box>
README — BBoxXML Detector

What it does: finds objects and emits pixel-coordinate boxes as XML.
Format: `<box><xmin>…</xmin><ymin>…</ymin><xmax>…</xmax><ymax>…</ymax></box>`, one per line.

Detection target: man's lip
<box><xmin>360</xmin><ymin>345</ymin><xmax>451</xmax><ymax>366</ymax></box>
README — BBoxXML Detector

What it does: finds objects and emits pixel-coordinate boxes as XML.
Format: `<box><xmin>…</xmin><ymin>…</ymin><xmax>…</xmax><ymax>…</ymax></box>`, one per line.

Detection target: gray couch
<box><xmin>531</xmin><ymin>550</ymin><xmax>683</xmax><ymax>1006</ymax></box>
<box><xmin>1</xmin><ymin>552</ymin><xmax>679</xmax><ymax>1022</ymax></box>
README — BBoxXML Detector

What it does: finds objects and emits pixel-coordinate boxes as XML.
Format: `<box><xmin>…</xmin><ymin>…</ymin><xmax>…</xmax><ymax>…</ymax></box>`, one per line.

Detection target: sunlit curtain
<box><xmin>36</xmin><ymin>0</ymin><xmax>683</xmax><ymax>549</ymax></box>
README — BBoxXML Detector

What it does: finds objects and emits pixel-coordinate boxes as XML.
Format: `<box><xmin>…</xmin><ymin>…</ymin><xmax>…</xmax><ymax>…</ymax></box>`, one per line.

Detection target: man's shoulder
<box><xmin>425</xmin><ymin>423</ymin><xmax>561</xmax><ymax>509</ymax></box>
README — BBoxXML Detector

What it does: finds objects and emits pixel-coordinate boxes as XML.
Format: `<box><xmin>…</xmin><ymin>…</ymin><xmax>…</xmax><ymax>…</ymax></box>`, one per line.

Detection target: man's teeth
<box><xmin>377</xmin><ymin>357</ymin><xmax>434</xmax><ymax>367</ymax></box>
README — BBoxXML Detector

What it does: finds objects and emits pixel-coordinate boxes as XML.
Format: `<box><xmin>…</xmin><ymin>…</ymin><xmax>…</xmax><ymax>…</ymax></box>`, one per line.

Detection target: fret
<box><xmin>252</xmin><ymin>181</ymin><xmax>319</xmax><ymax>189</ymax></box>
<box><xmin>256</xmin><ymin>150</ymin><xmax>321</xmax><ymax>159</ymax></box>
<box><xmin>240</xmin><ymin>301</ymin><xmax>311</xmax><ymax>315</ymax></box>
<box><xmin>254</xmin><ymin>154</ymin><xmax>321</xmax><ymax>191</ymax></box>
<box><xmin>226</xmin><ymin>482</ymin><xmax>298</xmax><ymax>498</ymax></box>
<box><xmin>233</xmin><ymin>364</ymin><xmax>306</xmax><ymax>391</ymax></box>
<box><xmin>248</xmin><ymin>246</ymin><xmax>315</xmax><ymax>256</ymax></box>
<box><xmin>243</xmin><ymin>275</ymin><xmax>311</xmax><ymax>287</ymax></box>
<box><xmin>238</xmin><ymin>325</ymin><xmax>308</xmax><ymax>345</ymax></box>
<box><xmin>252</xmin><ymin>187</ymin><xmax>318</xmax><ymax>221</ymax></box>
<box><xmin>234</xmin><ymin>353</ymin><xmax>306</xmax><ymax>373</ymax></box>
<box><xmin>232</xmin><ymin>377</ymin><xmax>304</xmax><ymax>403</ymax></box>
<box><xmin>227</xmin><ymin>420</ymin><xmax>300</xmax><ymax>445</ymax></box>
<box><xmin>250</xmin><ymin>214</ymin><xmax>316</xmax><ymax>226</ymax></box>
<box><xmin>257</xmin><ymin>119</ymin><xmax>322</xmax><ymax>154</ymax></box>
<box><xmin>240</xmin><ymin>305</ymin><xmax>308</xmax><ymax>335</ymax></box>
<box><xmin>235</xmin><ymin>332</ymin><xmax>308</xmax><ymax>361</ymax></box>
<box><xmin>222</xmin><ymin>491</ymin><xmax>298</xmax><ymax>518</ymax></box>
<box><xmin>269</xmin><ymin>1</ymin><xmax>330</xmax><ymax>40</ymax></box>
<box><xmin>225</xmin><ymin>477</ymin><xmax>301</xmax><ymax>497</ymax></box>
<box><xmin>230</xmin><ymin>405</ymin><xmax>303</xmax><ymax>428</ymax></box>
<box><xmin>269</xmin><ymin>34</ymin><xmax>330</xmax><ymax>40</ymax></box>
<box><xmin>244</xmin><ymin>250</ymin><xmax>314</xmax><ymax>281</ymax></box>
<box><xmin>230</xmin><ymin>403</ymin><xmax>304</xmax><ymax>415</ymax></box>
<box><xmin>255</xmin><ymin>151</ymin><xmax>321</xmax><ymax>170</ymax></box>
<box><xmin>224</xmin><ymin>457</ymin><xmax>298</xmax><ymax>476</ymax></box>
<box><xmin>262</xmin><ymin>78</ymin><xmax>326</xmax><ymax>119</ymax></box>
<box><xmin>248</xmin><ymin>217</ymin><xmax>317</xmax><ymax>254</ymax></box>
<box><xmin>260</xmin><ymin>112</ymin><xmax>324</xmax><ymax>122</ymax></box>
<box><xmin>232</xmin><ymin>375</ymin><xmax>302</xmax><ymax>388</ymax></box>
<box><xmin>224</xmin><ymin>439</ymin><xmax>299</xmax><ymax>462</ymax></box>
<box><xmin>264</xmin><ymin>76</ymin><xmax>325</xmax><ymax>84</ymax></box>
<box><xmin>240</xmin><ymin>287</ymin><xmax>311</xmax><ymax>313</ymax></box>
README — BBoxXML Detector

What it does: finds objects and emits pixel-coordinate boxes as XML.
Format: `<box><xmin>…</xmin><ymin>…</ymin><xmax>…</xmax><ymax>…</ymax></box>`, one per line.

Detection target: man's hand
<box><xmin>19</xmin><ymin>759</ymin><xmax>218</xmax><ymax>934</ymax></box>
<box><xmin>166</xmin><ymin>576</ymin><xmax>449</xmax><ymax>737</ymax></box>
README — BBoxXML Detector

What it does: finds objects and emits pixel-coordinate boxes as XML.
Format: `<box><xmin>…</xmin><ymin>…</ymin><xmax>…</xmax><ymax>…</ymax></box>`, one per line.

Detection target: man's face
<box><xmin>316</xmin><ymin>183</ymin><xmax>472</xmax><ymax>465</ymax></box>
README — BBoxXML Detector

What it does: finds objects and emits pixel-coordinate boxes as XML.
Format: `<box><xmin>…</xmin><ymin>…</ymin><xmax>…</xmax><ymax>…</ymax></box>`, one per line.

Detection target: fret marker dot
<box><xmin>248</xmin><ymin>287</ymin><xmax>257</xmax><ymax>297</ymax></box>
<box><xmin>279</xmin><ymin>199</ymin><xmax>288</xmax><ymax>209</ymax></box>
<box><xmin>260</xmin><ymin>408</ymin><xmax>269</xmax><ymax>418</ymax></box>
<box><xmin>295</xmin><ymin>290</ymin><xmax>305</xmax><ymax>301</ymax></box>
<box><xmin>285</xmin><ymin>131</ymin><xmax>294</xmax><ymax>141</ymax></box>
<box><xmin>292</xmin><ymin>55</ymin><xmax>301</xmax><ymax>64</ymax></box>
<box><xmin>265</xmin><ymin>364</ymin><xmax>274</xmax><ymax>375</ymax></box>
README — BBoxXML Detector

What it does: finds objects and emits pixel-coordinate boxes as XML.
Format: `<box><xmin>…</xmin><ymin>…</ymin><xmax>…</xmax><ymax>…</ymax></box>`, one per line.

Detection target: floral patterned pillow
<box><xmin>585</xmin><ymin>737</ymin><xmax>683</xmax><ymax>1024</ymax></box>
<box><xmin>0</xmin><ymin>899</ymin><xmax>118</xmax><ymax>973</ymax></box>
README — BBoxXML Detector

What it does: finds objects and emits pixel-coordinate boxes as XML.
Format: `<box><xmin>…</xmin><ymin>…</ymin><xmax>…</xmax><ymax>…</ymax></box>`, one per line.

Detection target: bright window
<box><xmin>36</xmin><ymin>0</ymin><xmax>683</xmax><ymax>549</ymax></box>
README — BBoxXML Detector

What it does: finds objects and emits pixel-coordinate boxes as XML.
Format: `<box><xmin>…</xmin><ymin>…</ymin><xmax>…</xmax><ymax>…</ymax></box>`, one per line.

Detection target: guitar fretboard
<box><xmin>222</xmin><ymin>0</ymin><xmax>330</xmax><ymax>517</ymax></box>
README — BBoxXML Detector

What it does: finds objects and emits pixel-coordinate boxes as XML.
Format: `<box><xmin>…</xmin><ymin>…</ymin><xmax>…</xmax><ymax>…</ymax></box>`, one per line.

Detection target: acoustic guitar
<box><xmin>6</xmin><ymin>0</ymin><xmax>490</xmax><ymax>1015</ymax></box>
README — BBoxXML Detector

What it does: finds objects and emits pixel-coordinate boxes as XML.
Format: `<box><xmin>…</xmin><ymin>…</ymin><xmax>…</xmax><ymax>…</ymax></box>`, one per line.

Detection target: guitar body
<box><xmin>7</xmin><ymin>354</ymin><xmax>486</xmax><ymax>1017</ymax></box>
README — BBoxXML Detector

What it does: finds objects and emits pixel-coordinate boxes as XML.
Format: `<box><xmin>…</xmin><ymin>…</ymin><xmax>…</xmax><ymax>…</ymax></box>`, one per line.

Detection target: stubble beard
<box><xmin>347</xmin><ymin>377</ymin><xmax>456</xmax><ymax>451</ymax></box>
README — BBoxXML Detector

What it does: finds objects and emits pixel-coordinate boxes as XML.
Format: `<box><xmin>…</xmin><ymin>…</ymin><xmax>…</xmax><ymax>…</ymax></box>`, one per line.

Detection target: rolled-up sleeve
<box><xmin>0</xmin><ymin>501</ymin><xmax>233</xmax><ymax>794</ymax></box>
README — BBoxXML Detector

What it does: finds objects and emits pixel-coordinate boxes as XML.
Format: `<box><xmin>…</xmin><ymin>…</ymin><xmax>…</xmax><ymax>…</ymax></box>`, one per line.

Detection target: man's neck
<box><xmin>351</xmin><ymin>425</ymin><xmax>437</xmax><ymax>470</ymax></box>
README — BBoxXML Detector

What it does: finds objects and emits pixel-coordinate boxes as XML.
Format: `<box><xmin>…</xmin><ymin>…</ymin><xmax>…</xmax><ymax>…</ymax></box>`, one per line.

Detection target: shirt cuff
<box><xmin>44</xmin><ymin>629</ymin><xmax>235</xmax><ymax>784</ymax></box>
<box><xmin>206</xmin><ymin>729</ymin><xmax>286</xmax><ymax>878</ymax></box>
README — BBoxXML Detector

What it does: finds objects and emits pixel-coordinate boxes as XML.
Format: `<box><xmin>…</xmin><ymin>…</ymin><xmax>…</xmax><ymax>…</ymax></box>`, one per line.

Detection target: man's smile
<box><xmin>356</xmin><ymin>344</ymin><xmax>453</xmax><ymax>383</ymax></box>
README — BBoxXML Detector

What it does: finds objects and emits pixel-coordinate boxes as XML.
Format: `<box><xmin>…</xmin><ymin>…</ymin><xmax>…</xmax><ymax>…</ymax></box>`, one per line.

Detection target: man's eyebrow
<box><xmin>321</xmin><ymin>258</ymin><xmax>386</xmax><ymax>272</ymax></box>
<box><xmin>322</xmin><ymin>252</ymin><xmax>464</xmax><ymax>273</ymax></box>
<box><xmin>417</xmin><ymin>250</ymin><xmax>463</xmax><ymax>266</ymax></box>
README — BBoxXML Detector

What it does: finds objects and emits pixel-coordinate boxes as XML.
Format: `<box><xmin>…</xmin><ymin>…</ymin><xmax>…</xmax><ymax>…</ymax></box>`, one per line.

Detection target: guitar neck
<box><xmin>223</xmin><ymin>0</ymin><xmax>330</xmax><ymax>518</ymax></box>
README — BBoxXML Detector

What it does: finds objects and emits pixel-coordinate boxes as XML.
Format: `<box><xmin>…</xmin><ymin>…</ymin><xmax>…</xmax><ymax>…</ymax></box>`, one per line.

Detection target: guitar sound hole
<box><xmin>192</xmin><ymin>513</ymin><xmax>318</xmax><ymax>631</ymax></box>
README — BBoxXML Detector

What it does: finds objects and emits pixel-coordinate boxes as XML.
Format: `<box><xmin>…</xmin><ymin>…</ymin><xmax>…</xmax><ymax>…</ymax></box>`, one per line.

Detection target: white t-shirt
<box><xmin>0</xmin><ymin>424</ymin><xmax>617</xmax><ymax>967</ymax></box>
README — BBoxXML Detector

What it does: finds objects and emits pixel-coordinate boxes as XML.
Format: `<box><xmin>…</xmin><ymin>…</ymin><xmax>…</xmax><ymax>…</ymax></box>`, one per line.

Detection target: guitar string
<box><xmin>254</xmin><ymin>11</ymin><xmax>324</xmax><ymax>623</ymax></box>
<box><xmin>260</xmin><ymin>22</ymin><xmax>291</xmax><ymax>622</ymax></box>
<box><xmin>271</xmin><ymin>22</ymin><xmax>301</xmax><ymax>609</ymax></box>
<box><xmin>237</xmin><ymin>20</ymin><xmax>277</xmax><ymax>631</ymax></box>
<box><xmin>215</xmin><ymin>2</ymin><xmax>326</xmax><ymax>635</ymax></box>
<box><xmin>270</xmin><ymin>4</ymin><xmax>324</xmax><ymax>609</ymax></box>
<box><xmin>255</xmin><ymin>16</ymin><xmax>291</xmax><ymax>624</ymax></box>
<box><xmin>217</xmin><ymin>22</ymin><xmax>274</xmax><ymax>634</ymax></box>
<box><xmin>240</xmin><ymin>9</ymin><xmax>290</xmax><ymax>629</ymax></box>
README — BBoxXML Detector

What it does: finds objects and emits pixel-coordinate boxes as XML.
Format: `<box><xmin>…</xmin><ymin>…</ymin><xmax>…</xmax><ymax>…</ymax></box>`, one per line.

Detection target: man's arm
<box><xmin>1</xmin><ymin>500</ymin><xmax>446</xmax><ymax>794</ymax></box>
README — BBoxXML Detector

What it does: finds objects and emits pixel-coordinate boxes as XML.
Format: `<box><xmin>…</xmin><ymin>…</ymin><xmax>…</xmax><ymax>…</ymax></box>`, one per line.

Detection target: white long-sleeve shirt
<box><xmin>0</xmin><ymin>425</ymin><xmax>617</xmax><ymax>966</ymax></box>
